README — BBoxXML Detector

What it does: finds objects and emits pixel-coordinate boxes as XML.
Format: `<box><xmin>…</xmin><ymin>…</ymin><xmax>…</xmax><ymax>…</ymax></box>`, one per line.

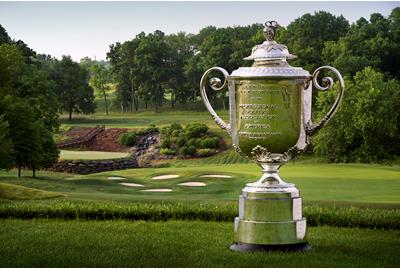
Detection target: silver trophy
<box><xmin>200</xmin><ymin>21</ymin><xmax>344</xmax><ymax>252</ymax></box>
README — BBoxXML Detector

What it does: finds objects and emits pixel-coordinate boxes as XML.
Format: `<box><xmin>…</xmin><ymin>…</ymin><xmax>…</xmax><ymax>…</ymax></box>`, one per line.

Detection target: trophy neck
<box><xmin>246</xmin><ymin>163</ymin><xmax>294</xmax><ymax>189</ymax></box>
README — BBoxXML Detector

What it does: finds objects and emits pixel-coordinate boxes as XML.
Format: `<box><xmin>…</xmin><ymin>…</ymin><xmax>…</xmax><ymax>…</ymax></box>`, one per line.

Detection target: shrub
<box><xmin>145</xmin><ymin>125</ymin><xmax>159</xmax><ymax>133</ymax></box>
<box><xmin>160</xmin><ymin>148</ymin><xmax>176</xmax><ymax>155</ymax></box>
<box><xmin>170</xmin><ymin>122</ymin><xmax>182</xmax><ymax>131</ymax></box>
<box><xmin>187</xmin><ymin>138</ymin><xmax>197</xmax><ymax>147</ymax></box>
<box><xmin>199</xmin><ymin>137</ymin><xmax>219</xmax><ymax>149</ymax></box>
<box><xmin>197</xmin><ymin>148</ymin><xmax>215</xmax><ymax>157</ymax></box>
<box><xmin>176</xmin><ymin>137</ymin><xmax>186</xmax><ymax>147</ymax></box>
<box><xmin>117</xmin><ymin>132</ymin><xmax>137</xmax><ymax>146</ymax></box>
<box><xmin>179</xmin><ymin>146</ymin><xmax>189</xmax><ymax>156</ymax></box>
<box><xmin>187</xmin><ymin>145</ymin><xmax>196</xmax><ymax>156</ymax></box>
<box><xmin>160</xmin><ymin>138</ymin><xmax>171</xmax><ymax>148</ymax></box>
<box><xmin>184</xmin><ymin>123</ymin><xmax>209</xmax><ymax>138</ymax></box>
<box><xmin>179</xmin><ymin>146</ymin><xmax>196</xmax><ymax>156</ymax></box>
<box><xmin>171</xmin><ymin>129</ymin><xmax>183</xmax><ymax>138</ymax></box>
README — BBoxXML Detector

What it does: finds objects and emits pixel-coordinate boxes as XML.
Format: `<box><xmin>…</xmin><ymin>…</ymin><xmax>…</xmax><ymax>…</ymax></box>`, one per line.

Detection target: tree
<box><xmin>0</xmin><ymin>24</ymin><xmax>11</xmax><ymax>45</ymax></box>
<box><xmin>322</xmin><ymin>8</ymin><xmax>400</xmax><ymax>80</ymax></box>
<box><xmin>1</xmin><ymin>97</ymin><xmax>42</xmax><ymax>177</ymax></box>
<box><xmin>280</xmin><ymin>11</ymin><xmax>349</xmax><ymax>72</ymax></box>
<box><xmin>134</xmin><ymin>30</ymin><xmax>172</xmax><ymax>112</ymax></box>
<box><xmin>0</xmin><ymin>29</ymin><xmax>60</xmax><ymax>176</ymax></box>
<box><xmin>0</xmin><ymin>115</ymin><xmax>15</xmax><ymax>170</ymax></box>
<box><xmin>90</xmin><ymin>63</ymin><xmax>111</xmax><ymax>115</ymax></box>
<box><xmin>50</xmin><ymin>56</ymin><xmax>96</xmax><ymax>120</ymax></box>
<box><xmin>313</xmin><ymin>67</ymin><xmax>400</xmax><ymax>163</ymax></box>
<box><xmin>30</xmin><ymin>121</ymin><xmax>59</xmax><ymax>178</ymax></box>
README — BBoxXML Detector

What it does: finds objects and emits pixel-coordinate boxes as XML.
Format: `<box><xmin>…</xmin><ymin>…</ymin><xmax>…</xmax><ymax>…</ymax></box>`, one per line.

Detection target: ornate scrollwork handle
<box><xmin>306</xmin><ymin>66</ymin><xmax>345</xmax><ymax>135</ymax></box>
<box><xmin>200</xmin><ymin>67</ymin><xmax>231</xmax><ymax>134</ymax></box>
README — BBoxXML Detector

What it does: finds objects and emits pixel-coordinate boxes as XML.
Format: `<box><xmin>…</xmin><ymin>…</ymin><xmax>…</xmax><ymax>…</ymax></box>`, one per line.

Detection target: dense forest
<box><xmin>0</xmin><ymin>8</ymin><xmax>399</xmax><ymax>175</ymax></box>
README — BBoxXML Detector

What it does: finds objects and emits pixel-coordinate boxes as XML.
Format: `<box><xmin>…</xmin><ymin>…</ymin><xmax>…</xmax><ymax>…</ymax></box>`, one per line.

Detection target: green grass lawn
<box><xmin>0</xmin><ymin>162</ymin><xmax>399</xmax><ymax>207</ymax></box>
<box><xmin>0</xmin><ymin>183</ymin><xmax>64</xmax><ymax>200</ymax></box>
<box><xmin>0</xmin><ymin>219</ymin><xmax>398</xmax><ymax>267</ymax></box>
<box><xmin>59</xmin><ymin>150</ymin><xmax>130</xmax><ymax>160</ymax></box>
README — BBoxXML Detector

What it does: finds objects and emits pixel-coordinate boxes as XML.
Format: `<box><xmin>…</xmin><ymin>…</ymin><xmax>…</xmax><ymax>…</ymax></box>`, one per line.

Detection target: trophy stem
<box><xmin>247</xmin><ymin>163</ymin><xmax>293</xmax><ymax>189</ymax></box>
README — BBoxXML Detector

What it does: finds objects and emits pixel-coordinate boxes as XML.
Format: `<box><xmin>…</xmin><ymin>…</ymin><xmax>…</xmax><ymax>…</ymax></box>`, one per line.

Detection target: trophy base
<box><xmin>232</xmin><ymin>181</ymin><xmax>308</xmax><ymax>249</ymax></box>
<box><xmin>230</xmin><ymin>242</ymin><xmax>311</xmax><ymax>253</ymax></box>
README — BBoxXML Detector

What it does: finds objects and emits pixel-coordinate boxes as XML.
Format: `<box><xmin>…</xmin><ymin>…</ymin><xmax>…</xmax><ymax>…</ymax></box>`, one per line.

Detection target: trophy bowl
<box><xmin>200</xmin><ymin>21</ymin><xmax>344</xmax><ymax>252</ymax></box>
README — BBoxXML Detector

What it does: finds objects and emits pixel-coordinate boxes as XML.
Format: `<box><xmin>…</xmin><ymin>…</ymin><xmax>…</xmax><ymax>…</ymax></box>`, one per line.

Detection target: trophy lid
<box><xmin>230</xmin><ymin>21</ymin><xmax>310</xmax><ymax>78</ymax></box>
<box><xmin>244</xmin><ymin>21</ymin><xmax>296</xmax><ymax>61</ymax></box>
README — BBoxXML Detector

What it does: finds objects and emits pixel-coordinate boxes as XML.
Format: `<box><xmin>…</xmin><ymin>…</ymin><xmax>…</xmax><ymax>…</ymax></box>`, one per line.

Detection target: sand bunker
<box><xmin>119</xmin><ymin>182</ymin><xmax>144</xmax><ymax>187</ymax></box>
<box><xmin>177</xmin><ymin>182</ymin><xmax>207</xmax><ymax>187</ymax></box>
<box><xmin>141</xmin><ymin>189</ymin><xmax>173</xmax><ymax>192</ymax></box>
<box><xmin>107</xmin><ymin>176</ymin><xmax>127</xmax><ymax>180</ymax></box>
<box><xmin>199</xmin><ymin>174</ymin><xmax>232</xmax><ymax>179</ymax></box>
<box><xmin>151</xmin><ymin>174</ymin><xmax>180</xmax><ymax>180</ymax></box>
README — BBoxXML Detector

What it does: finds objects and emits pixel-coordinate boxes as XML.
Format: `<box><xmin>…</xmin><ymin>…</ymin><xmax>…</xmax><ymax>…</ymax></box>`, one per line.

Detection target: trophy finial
<box><xmin>263</xmin><ymin>21</ymin><xmax>279</xmax><ymax>41</ymax></box>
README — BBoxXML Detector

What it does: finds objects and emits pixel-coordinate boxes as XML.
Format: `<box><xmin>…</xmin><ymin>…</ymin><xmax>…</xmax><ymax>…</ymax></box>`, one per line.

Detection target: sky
<box><xmin>0</xmin><ymin>1</ymin><xmax>398</xmax><ymax>61</ymax></box>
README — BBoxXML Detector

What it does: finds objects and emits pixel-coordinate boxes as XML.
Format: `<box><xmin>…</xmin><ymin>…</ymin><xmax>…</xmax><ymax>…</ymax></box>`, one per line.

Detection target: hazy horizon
<box><xmin>0</xmin><ymin>1</ymin><xmax>398</xmax><ymax>61</ymax></box>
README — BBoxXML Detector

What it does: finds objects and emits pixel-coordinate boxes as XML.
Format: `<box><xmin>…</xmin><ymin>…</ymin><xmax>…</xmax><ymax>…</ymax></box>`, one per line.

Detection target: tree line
<box><xmin>0</xmin><ymin>25</ymin><xmax>96</xmax><ymax>176</ymax></box>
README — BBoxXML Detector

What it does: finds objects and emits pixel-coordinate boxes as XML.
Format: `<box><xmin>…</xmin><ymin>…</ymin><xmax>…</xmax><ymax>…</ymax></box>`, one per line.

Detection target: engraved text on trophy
<box><xmin>235</xmin><ymin>79</ymin><xmax>301</xmax><ymax>155</ymax></box>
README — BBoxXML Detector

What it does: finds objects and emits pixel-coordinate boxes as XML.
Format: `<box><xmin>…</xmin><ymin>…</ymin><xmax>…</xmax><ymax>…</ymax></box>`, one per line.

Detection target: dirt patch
<box><xmin>60</xmin><ymin>127</ymin><xmax>131</xmax><ymax>152</ymax></box>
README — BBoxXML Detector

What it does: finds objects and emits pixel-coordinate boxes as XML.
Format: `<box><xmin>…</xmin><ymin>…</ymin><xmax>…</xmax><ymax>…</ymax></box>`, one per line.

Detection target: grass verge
<box><xmin>0</xmin><ymin>219</ymin><xmax>398</xmax><ymax>267</ymax></box>
<box><xmin>0</xmin><ymin>201</ymin><xmax>398</xmax><ymax>230</ymax></box>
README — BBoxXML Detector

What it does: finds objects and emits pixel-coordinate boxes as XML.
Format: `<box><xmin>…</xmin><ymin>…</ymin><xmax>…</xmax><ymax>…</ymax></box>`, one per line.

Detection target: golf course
<box><xmin>1</xmin><ymin>110</ymin><xmax>399</xmax><ymax>267</ymax></box>
<box><xmin>1</xmin><ymin>3</ymin><xmax>400</xmax><ymax>268</ymax></box>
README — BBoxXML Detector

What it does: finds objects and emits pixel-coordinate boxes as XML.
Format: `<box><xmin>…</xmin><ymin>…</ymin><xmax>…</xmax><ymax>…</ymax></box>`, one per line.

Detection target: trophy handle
<box><xmin>200</xmin><ymin>67</ymin><xmax>231</xmax><ymax>135</ymax></box>
<box><xmin>306</xmin><ymin>66</ymin><xmax>345</xmax><ymax>135</ymax></box>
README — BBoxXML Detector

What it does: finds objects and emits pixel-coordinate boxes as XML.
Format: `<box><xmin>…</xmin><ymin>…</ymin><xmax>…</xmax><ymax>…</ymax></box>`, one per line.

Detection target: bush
<box><xmin>118</xmin><ymin>125</ymin><xmax>160</xmax><ymax>147</ymax></box>
<box><xmin>197</xmin><ymin>148</ymin><xmax>215</xmax><ymax>157</ymax></box>
<box><xmin>170</xmin><ymin>122</ymin><xmax>182</xmax><ymax>131</ymax></box>
<box><xmin>187</xmin><ymin>145</ymin><xmax>196</xmax><ymax>156</ymax></box>
<box><xmin>187</xmin><ymin>138</ymin><xmax>197</xmax><ymax>147</ymax></box>
<box><xmin>144</xmin><ymin>125</ymin><xmax>159</xmax><ymax>133</ymax></box>
<box><xmin>160</xmin><ymin>138</ymin><xmax>171</xmax><ymax>149</ymax></box>
<box><xmin>184</xmin><ymin>123</ymin><xmax>209</xmax><ymax>138</ymax></box>
<box><xmin>179</xmin><ymin>146</ymin><xmax>196</xmax><ymax>156</ymax></box>
<box><xmin>176</xmin><ymin>137</ymin><xmax>186</xmax><ymax>147</ymax></box>
<box><xmin>171</xmin><ymin>129</ymin><xmax>183</xmax><ymax>138</ymax></box>
<box><xmin>179</xmin><ymin>146</ymin><xmax>189</xmax><ymax>156</ymax></box>
<box><xmin>199</xmin><ymin>137</ymin><xmax>219</xmax><ymax>149</ymax></box>
<box><xmin>117</xmin><ymin>132</ymin><xmax>137</xmax><ymax>146</ymax></box>
<box><xmin>160</xmin><ymin>148</ymin><xmax>176</xmax><ymax>155</ymax></box>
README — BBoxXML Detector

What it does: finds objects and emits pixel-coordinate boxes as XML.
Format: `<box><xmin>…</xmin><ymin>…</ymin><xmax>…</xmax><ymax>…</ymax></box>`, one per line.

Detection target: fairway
<box><xmin>1</xmin><ymin>162</ymin><xmax>399</xmax><ymax>206</ymax></box>
<box><xmin>59</xmin><ymin>150</ymin><xmax>130</xmax><ymax>160</ymax></box>
<box><xmin>0</xmin><ymin>219</ymin><xmax>398</xmax><ymax>268</ymax></box>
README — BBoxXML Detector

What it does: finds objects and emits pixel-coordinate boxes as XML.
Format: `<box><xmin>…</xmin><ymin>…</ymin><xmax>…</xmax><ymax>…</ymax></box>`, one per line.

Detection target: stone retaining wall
<box><xmin>49</xmin><ymin>158</ymin><xmax>138</xmax><ymax>174</ymax></box>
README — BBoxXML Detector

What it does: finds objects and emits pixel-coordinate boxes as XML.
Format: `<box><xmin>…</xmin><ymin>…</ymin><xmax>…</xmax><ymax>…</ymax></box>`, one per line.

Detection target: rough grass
<box><xmin>0</xmin><ymin>201</ymin><xmax>398</xmax><ymax>230</ymax></box>
<box><xmin>0</xmin><ymin>183</ymin><xmax>64</xmax><ymax>200</ymax></box>
<box><xmin>59</xmin><ymin>150</ymin><xmax>130</xmax><ymax>160</ymax></box>
<box><xmin>0</xmin><ymin>219</ymin><xmax>398</xmax><ymax>267</ymax></box>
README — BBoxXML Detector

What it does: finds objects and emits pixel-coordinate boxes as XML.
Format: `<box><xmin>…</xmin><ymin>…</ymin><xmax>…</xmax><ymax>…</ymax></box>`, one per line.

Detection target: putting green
<box><xmin>59</xmin><ymin>150</ymin><xmax>130</xmax><ymax>160</ymax></box>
